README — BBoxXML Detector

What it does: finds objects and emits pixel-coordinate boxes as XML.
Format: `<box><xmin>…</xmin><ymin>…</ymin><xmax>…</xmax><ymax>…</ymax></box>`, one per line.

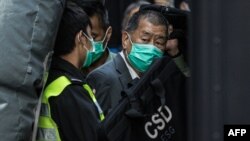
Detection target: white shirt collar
<box><xmin>120</xmin><ymin>51</ymin><xmax>140</xmax><ymax>79</ymax></box>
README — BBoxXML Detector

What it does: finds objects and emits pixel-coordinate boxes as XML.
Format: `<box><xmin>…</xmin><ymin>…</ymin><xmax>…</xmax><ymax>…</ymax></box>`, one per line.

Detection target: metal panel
<box><xmin>189</xmin><ymin>0</ymin><xmax>250</xmax><ymax>141</ymax></box>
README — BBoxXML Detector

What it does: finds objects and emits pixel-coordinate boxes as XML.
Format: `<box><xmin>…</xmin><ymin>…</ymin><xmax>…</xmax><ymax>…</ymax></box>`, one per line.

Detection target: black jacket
<box><xmin>47</xmin><ymin>56</ymin><xmax>100</xmax><ymax>141</ymax></box>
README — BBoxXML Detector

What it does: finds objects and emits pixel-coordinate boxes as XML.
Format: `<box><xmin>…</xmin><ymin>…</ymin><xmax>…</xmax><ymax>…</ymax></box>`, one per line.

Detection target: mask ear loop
<box><xmin>78</xmin><ymin>31</ymin><xmax>88</xmax><ymax>52</ymax></box>
<box><xmin>124</xmin><ymin>31</ymin><xmax>134</xmax><ymax>59</ymax></box>
<box><xmin>78</xmin><ymin>34</ymin><xmax>81</xmax><ymax>43</ymax></box>
<box><xmin>82</xmin><ymin>32</ymin><xmax>95</xmax><ymax>52</ymax></box>
<box><xmin>101</xmin><ymin>27</ymin><xmax>111</xmax><ymax>50</ymax></box>
<box><xmin>78</xmin><ymin>31</ymin><xmax>83</xmax><ymax>44</ymax></box>
<box><xmin>125</xmin><ymin>31</ymin><xmax>133</xmax><ymax>45</ymax></box>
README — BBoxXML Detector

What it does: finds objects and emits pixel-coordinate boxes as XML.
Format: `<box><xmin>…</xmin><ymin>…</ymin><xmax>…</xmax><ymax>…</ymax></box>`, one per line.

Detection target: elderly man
<box><xmin>87</xmin><ymin>8</ymin><xmax>169</xmax><ymax>115</ymax></box>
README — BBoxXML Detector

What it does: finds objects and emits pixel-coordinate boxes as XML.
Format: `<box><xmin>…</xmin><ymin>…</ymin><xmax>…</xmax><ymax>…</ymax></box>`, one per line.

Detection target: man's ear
<box><xmin>106</xmin><ymin>26</ymin><xmax>112</xmax><ymax>43</ymax></box>
<box><xmin>76</xmin><ymin>30</ymin><xmax>87</xmax><ymax>47</ymax></box>
<box><xmin>122</xmin><ymin>31</ymin><xmax>129</xmax><ymax>50</ymax></box>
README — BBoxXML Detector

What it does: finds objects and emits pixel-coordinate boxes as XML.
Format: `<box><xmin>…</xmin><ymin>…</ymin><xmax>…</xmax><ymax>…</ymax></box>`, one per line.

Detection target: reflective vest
<box><xmin>36</xmin><ymin>76</ymin><xmax>105</xmax><ymax>141</ymax></box>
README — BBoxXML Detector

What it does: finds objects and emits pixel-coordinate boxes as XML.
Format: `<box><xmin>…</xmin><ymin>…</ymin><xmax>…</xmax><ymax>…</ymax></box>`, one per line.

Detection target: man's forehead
<box><xmin>90</xmin><ymin>16</ymin><xmax>105</xmax><ymax>37</ymax></box>
<box><xmin>135</xmin><ymin>19</ymin><xmax>167</xmax><ymax>37</ymax></box>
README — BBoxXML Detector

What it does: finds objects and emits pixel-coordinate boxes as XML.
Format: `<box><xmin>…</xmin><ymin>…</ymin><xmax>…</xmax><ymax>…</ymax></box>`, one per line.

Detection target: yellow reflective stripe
<box><xmin>42</xmin><ymin>76</ymin><xmax>71</xmax><ymax>103</ymax></box>
<box><xmin>99</xmin><ymin>113</ymin><xmax>105</xmax><ymax>121</ymax></box>
<box><xmin>94</xmin><ymin>101</ymin><xmax>105</xmax><ymax>121</ymax></box>
<box><xmin>83</xmin><ymin>84</ymin><xmax>96</xmax><ymax>102</ymax></box>
<box><xmin>38</xmin><ymin>77</ymin><xmax>103</xmax><ymax>140</ymax></box>
<box><xmin>38</xmin><ymin>116</ymin><xmax>61</xmax><ymax>141</ymax></box>
<box><xmin>83</xmin><ymin>84</ymin><xmax>105</xmax><ymax>121</ymax></box>
<box><xmin>38</xmin><ymin>116</ymin><xmax>57</xmax><ymax>128</ymax></box>
<box><xmin>38</xmin><ymin>76</ymin><xmax>70</xmax><ymax>141</ymax></box>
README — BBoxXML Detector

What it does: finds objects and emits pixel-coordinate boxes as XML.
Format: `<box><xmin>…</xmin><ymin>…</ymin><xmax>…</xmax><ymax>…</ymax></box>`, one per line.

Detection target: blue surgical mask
<box><xmin>126</xmin><ymin>33</ymin><xmax>164</xmax><ymax>72</ymax></box>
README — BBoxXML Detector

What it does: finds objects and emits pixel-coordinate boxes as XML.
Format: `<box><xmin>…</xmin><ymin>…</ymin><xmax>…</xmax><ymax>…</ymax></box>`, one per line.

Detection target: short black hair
<box><xmin>77</xmin><ymin>1</ymin><xmax>110</xmax><ymax>30</ymax></box>
<box><xmin>54</xmin><ymin>2</ymin><xmax>91</xmax><ymax>56</ymax></box>
<box><xmin>125</xmin><ymin>10</ymin><xmax>169</xmax><ymax>36</ymax></box>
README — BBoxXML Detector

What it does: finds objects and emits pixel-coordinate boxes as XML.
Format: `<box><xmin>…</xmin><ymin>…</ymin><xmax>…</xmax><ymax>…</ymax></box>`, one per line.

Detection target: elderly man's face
<box><xmin>123</xmin><ymin>18</ymin><xmax>168</xmax><ymax>54</ymax></box>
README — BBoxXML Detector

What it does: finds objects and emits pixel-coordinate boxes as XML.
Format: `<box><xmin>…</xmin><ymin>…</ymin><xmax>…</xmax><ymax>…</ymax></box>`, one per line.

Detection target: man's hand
<box><xmin>166</xmin><ymin>38</ymin><xmax>180</xmax><ymax>57</ymax></box>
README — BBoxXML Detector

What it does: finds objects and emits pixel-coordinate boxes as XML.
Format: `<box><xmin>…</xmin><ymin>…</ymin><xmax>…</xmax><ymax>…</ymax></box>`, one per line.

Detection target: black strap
<box><xmin>150</xmin><ymin>78</ymin><xmax>166</xmax><ymax>107</ymax></box>
<box><xmin>124</xmin><ymin>89</ymin><xmax>144</xmax><ymax>118</ymax></box>
<box><xmin>125</xmin><ymin>78</ymin><xmax>166</xmax><ymax>118</ymax></box>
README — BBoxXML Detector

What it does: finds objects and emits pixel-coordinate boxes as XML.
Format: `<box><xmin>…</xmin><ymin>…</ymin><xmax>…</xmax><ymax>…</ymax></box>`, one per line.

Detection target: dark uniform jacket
<box><xmin>47</xmin><ymin>57</ymin><xmax>100</xmax><ymax>141</ymax></box>
<box><xmin>87</xmin><ymin>54</ymin><xmax>133</xmax><ymax>115</ymax></box>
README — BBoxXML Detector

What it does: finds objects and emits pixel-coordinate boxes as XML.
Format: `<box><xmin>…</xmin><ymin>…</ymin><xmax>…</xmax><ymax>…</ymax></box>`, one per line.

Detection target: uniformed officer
<box><xmin>36</xmin><ymin>2</ymin><xmax>104</xmax><ymax>141</ymax></box>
